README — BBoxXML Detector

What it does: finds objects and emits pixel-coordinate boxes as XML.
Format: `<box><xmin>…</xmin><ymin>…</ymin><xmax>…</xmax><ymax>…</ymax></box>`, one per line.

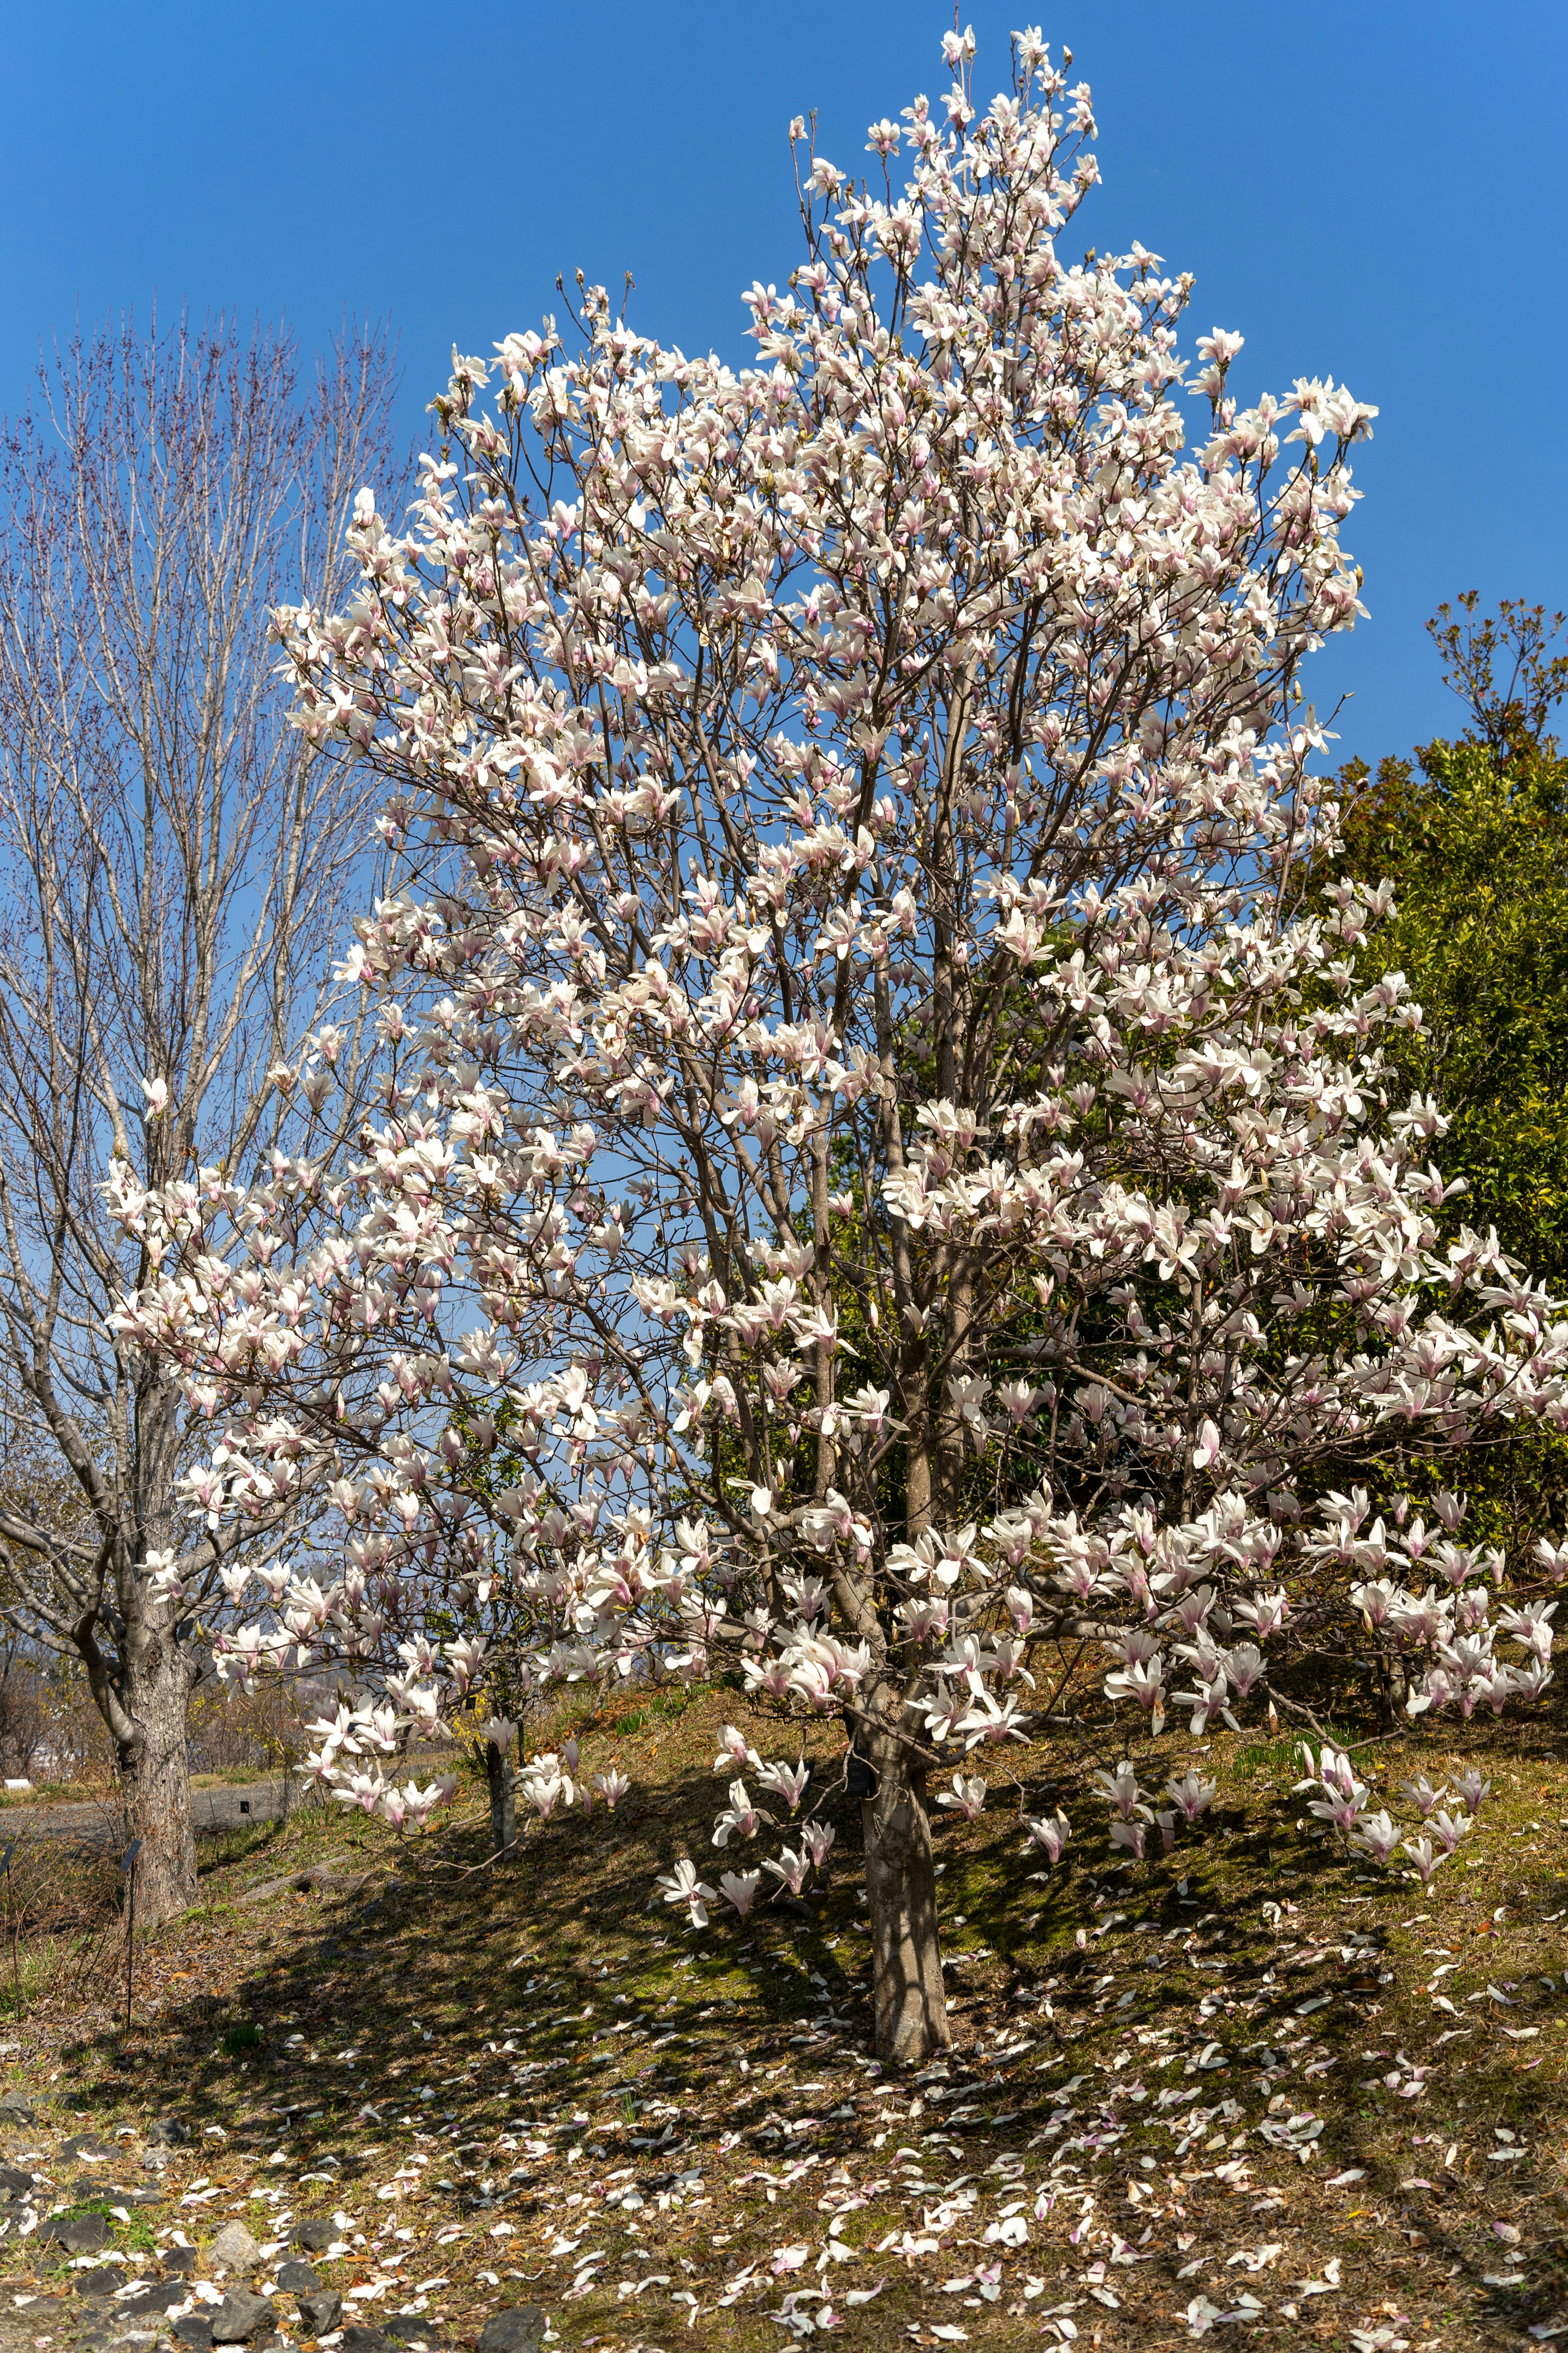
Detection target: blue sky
<box><xmin>2</xmin><ymin>1</ymin><xmax>1561</xmax><ymax>765</ymax></box>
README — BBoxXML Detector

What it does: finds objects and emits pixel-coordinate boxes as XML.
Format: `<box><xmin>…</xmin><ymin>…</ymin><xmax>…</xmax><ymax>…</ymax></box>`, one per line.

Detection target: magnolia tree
<box><xmin>114</xmin><ymin>30</ymin><xmax>1564</xmax><ymax>2059</ymax></box>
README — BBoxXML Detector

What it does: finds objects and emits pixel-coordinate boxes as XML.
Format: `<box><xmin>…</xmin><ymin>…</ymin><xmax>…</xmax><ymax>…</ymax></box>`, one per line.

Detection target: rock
<box><xmin>64</xmin><ymin>2133</ymin><xmax>116</xmax><ymax>2161</ymax></box>
<box><xmin>147</xmin><ymin>2117</ymin><xmax>192</xmax><ymax>2147</ymax></box>
<box><xmin>277</xmin><ymin>2261</ymin><xmax>319</xmax><ymax>2293</ymax></box>
<box><xmin>76</xmin><ymin>2268</ymin><xmax>128</xmax><ymax>2299</ymax></box>
<box><xmin>0</xmin><ymin>2090</ymin><xmax>35</xmax><ymax>2122</ymax></box>
<box><xmin>296</xmin><ymin>2291</ymin><xmax>343</xmax><ymax>2339</ymax></box>
<box><xmin>291</xmin><ymin>2218</ymin><xmax>335</xmax><ymax>2254</ymax></box>
<box><xmin>241</xmin><ymin>1857</ymin><xmax>364</xmax><ymax>1906</ymax></box>
<box><xmin>0</xmin><ymin>2165</ymin><xmax>35</xmax><ymax>2197</ymax></box>
<box><xmin>385</xmin><ymin>2320</ymin><xmax>446</xmax><ymax>2346</ymax></box>
<box><xmin>50</xmin><ymin>2212</ymin><xmax>111</xmax><ymax>2254</ymax></box>
<box><xmin>339</xmin><ymin>2328</ymin><xmax>393</xmax><ymax>2353</ymax></box>
<box><xmin>72</xmin><ymin>2172</ymin><xmax>117</xmax><ymax>2196</ymax></box>
<box><xmin>163</xmin><ymin>2246</ymin><xmax>198</xmax><ymax>2274</ymax></box>
<box><xmin>210</xmin><ymin>2290</ymin><xmax>276</xmax><ymax>2344</ymax></box>
<box><xmin>476</xmin><ymin>2311</ymin><xmax>548</xmax><ymax>2353</ymax></box>
<box><xmin>207</xmin><ymin>2219</ymin><xmax>262</xmax><ymax>2275</ymax></box>
<box><xmin>127</xmin><ymin>2280</ymin><xmax>194</xmax><ymax>2313</ymax></box>
<box><xmin>173</xmin><ymin>2321</ymin><xmax>214</xmax><ymax>2349</ymax></box>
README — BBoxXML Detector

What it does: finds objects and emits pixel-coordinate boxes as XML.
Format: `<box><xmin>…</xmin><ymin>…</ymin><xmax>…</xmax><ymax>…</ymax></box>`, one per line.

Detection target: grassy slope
<box><xmin>0</xmin><ymin>1684</ymin><xmax>1565</xmax><ymax>2352</ymax></box>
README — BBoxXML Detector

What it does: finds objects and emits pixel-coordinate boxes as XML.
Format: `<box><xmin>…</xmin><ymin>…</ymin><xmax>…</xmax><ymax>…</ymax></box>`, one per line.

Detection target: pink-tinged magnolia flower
<box><xmin>1535</xmin><ymin>1537</ymin><xmax>1568</xmax><ymax>1584</ymax></box>
<box><xmin>1165</xmin><ymin>1771</ymin><xmax>1216</xmax><ymax>1823</ymax></box>
<box><xmin>762</xmin><ymin>1845</ymin><xmax>810</xmax><ymax>1898</ymax></box>
<box><xmin>1429</xmin><ymin>1807</ymin><xmax>1470</xmax><ymax>1855</ymax></box>
<box><xmin>1399</xmin><ymin>1774</ymin><xmax>1448</xmax><ymax>1818</ymax></box>
<box><xmin>956</xmin><ymin>1691</ymin><xmax>1030</xmax><ymax>1748</ymax></box>
<box><xmin>519</xmin><ymin>1770</ymin><xmax>563</xmax><ymax>1820</ymax></box>
<box><xmin>398</xmin><ymin>1780</ymin><xmax>448</xmax><ymax>1831</ymax></box>
<box><xmin>1191</xmin><ymin>1418</ymin><xmax>1221</xmax><ymax>1470</ymax></box>
<box><xmin>755</xmin><ymin>1758</ymin><xmax>812</xmax><ymax>1813</ymax></box>
<box><xmin>1402</xmin><ymin>1833</ymin><xmax>1442</xmax><ymax>1886</ymax></box>
<box><xmin>713</xmin><ymin>1724</ymin><xmax>759</xmax><ymax>1775</ymax></box>
<box><xmin>658</xmin><ymin>1859</ymin><xmax>717</xmax><ymax>1927</ymax></box>
<box><xmin>333</xmin><ymin>1770</ymin><xmax>386</xmax><ymax>1816</ymax></box>
<box><xmin>718</xmin><ymin>1869</ymin><xmax>761</xmax><ymax>1917</ymax></box>
<box><xmin>1091</xmin><ymin>1763</ymin><xmax>1151</xmax><ymax>1823</ymax></box>
<box><xmin>1350</xmin><ymin>1809</ymin><xmax>1401</xmax><ymax>1867</ymax></box>
<box><xmin>936</xmin><ymin>1773</ymin><xmax>987</xmax><ymax>1821</ymax></box>
<box><xmin>443</xmin><ymin>1635</ymin><xmax>486</xmax><ymax>1693</ymax></box>
<box><xmin>1234</xmin><ymin>1588</ymin><xmax>1290</xmax><ymax>1640</ymax></box>
<box><xmin>800</xmin><ymin>1820</ymin><xmax>836</xmax><ymax>1871</ymax></box>
<box><xmin>1023</xmin><ymin>1809</ymin><xmax>1071</xmax><ymax>1864</ymax></box>
<box><xmin>713</xmin><ymin>1780</ymin><xmax>770</xmax><ymax>1846</ymax></box>
<box><xmin>1104</xmin><ymin>1653</ymin><xmax>1166</xmax><ymax>1734</ymax></box>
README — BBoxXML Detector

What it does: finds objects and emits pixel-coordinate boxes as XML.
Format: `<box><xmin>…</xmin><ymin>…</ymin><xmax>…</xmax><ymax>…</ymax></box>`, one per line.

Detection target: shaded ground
<box><xmin>0</xmin><ymin>1688</ymin><xmax>1564</xmax><ymax>2352</ymax></box>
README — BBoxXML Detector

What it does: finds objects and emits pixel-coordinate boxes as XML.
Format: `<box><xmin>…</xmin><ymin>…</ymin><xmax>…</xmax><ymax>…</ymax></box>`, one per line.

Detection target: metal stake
<box><xmin>120</xmin><ymin>1838</ymin><xmax>142</xmax><ymax>2036</ymax></box>
<box><xmin>0</xmin><ymin>1844</ymin><xmax>16</xmax><ymax>2024</ymax></box>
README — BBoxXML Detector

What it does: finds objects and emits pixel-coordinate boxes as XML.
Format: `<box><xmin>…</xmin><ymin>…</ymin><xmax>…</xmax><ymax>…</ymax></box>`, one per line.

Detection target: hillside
<box><xmin>0</xmin><ymin>1685</ymin><xmax>1564</xmax><ymax>2352</ymax></box>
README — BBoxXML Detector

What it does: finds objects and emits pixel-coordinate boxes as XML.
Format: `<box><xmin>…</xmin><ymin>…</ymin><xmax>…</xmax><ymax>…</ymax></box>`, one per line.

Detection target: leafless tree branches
<box><xmin>0</xmin><ymin>311</ymin><xmax>403</xmax><ymax>1916</ymax></box>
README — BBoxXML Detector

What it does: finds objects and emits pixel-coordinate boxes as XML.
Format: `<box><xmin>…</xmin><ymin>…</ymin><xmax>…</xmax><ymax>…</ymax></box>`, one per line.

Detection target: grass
<box><xmin>0</xmin><ymin>1779</ymin><xmax>101</xmax><ymax>1809</ymax></box>
<box><xmin>196</xmin><ymin>1819</ymin><xmax>294</xmax><ymax>1873</ymax></box>
<box><xmin>0</xmin><ymin>1931</ymin><xmax>95</xmax><ymax>2020</ymax></box>
<box><xmin>0</xmin><ymin>1688</ymin><xmax>1561</xmax><ymax>2351</ymax></box>
<box><xmin>0</xmin><ymin>1763</ymin><xmax>281</xmax><ymax>1810</ymax></box>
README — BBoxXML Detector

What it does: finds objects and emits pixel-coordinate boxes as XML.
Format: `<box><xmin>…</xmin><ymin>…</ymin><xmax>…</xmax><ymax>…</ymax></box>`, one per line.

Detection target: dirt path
<box><xmin>0</xmin><ymin>1777</ymin><xmax>292</xmax><ymax>1851</ymax></box>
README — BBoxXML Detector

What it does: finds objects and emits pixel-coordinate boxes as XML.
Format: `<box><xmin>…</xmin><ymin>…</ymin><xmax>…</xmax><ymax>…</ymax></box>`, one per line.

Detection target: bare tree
<box><xmin>0</xmin><ymin>313</ymin><xmax>401</xmax><ymax>1922</ymax></box>
<box><xmin>1427</xmin><ymin>590</ymin><xmax>1568</xmax><ymax>759</ymax></box>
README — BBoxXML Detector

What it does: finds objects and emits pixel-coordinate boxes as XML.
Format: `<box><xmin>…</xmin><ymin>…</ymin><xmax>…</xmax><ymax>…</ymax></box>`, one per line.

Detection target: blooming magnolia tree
<box><xmin>114</xmin><ymin>30</ymin><xmax>1564</xmax><ymax>2058</ymax></box>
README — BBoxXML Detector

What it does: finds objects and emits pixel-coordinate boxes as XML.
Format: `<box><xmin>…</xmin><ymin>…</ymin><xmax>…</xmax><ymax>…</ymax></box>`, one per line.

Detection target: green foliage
<box><xmin>1336</xmin><ymin>734</ymin><xmax>1568</xmax><ymax>1285</ymax></box>
<box><xmin>1326</xmin><ymin>593</ymin><xmax>1568</xmax><ymax>1555</ymax></box>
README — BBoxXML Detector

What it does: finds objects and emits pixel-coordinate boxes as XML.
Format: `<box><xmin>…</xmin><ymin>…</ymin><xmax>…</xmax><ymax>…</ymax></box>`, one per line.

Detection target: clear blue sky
<box><xmin>2</xmin><ymin>0</ymin><xmax>1562</xmax><ymax>767</ymax></box>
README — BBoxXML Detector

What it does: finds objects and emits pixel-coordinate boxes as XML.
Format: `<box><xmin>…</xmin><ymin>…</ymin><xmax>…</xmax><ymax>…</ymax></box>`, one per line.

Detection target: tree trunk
<box><xmin>116</xmin><ymin>1641</ymin><xmax>198</xmax><ymax>1925</ymax></box>
<box><xmin>862</xmin><ymin>1736</ymin><xmax>949</xmax><ymax>2065</ymax></box>
<box><xmin>485</xmin><ymin>1740</ymin><xmax>515</xmax><ymax>1859</ymax></box>
<box><xmin>1379</xmin><ymin>1648</ymin><xmax>1408</xmax><ymax>1733</ymax></box>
